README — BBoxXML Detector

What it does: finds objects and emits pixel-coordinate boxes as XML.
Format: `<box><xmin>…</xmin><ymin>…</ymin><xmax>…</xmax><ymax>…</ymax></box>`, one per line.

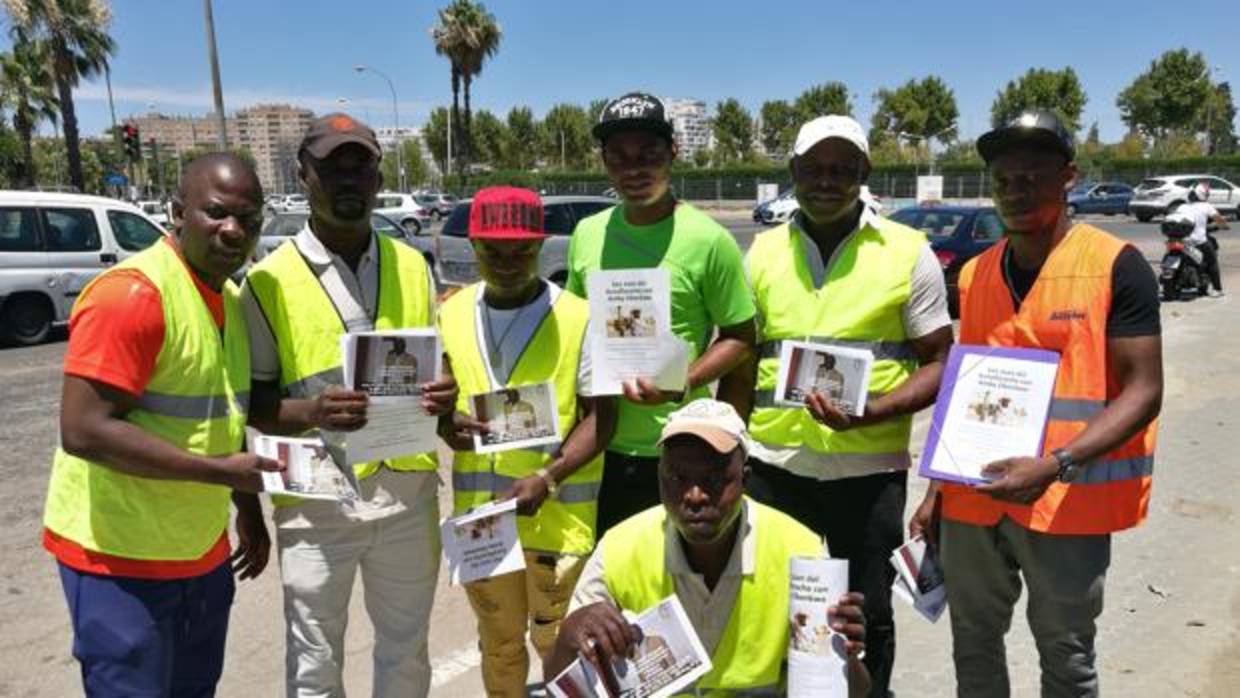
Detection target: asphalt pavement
<box><xmin>1</xmin><ymin>212</ymin><xmax>1235</xmax><ymax>697</ymax></box>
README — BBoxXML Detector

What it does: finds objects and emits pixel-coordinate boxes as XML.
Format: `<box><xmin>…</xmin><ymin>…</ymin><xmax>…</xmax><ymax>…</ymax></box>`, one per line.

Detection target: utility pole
<box><xmin>446</xmin><ymin>107</ymin><xmax>453</xmax><ymax>186</ymax></box>
<box><xmin>560</xmin><ymin>130</ymin><xmax>566</xmax><ymax>170</ymax></box>
<box><xmin>203</xmin><ymin>0</ymin><xmax>229</xmax><ymax>149</ymax></box>
<box><xmin>104</xmin><ymin>67</ymin><xmax>123</xmax><ymax>196</ymax></box>
<box><xmin>354</xmin><ymin>65</ymin><xmax>405</xmax><ymax>191</ymax></box>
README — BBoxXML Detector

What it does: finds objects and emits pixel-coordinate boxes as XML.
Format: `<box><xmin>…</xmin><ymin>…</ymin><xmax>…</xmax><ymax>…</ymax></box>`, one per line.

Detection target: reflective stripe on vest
<box><xmin>601</xmin><ymin>499</ymin><xmax>822</xmax><ymax>693</ymax></box>
<box><xmin>745</xmin><ymin>219</ymin><xmax>927</xmax><ymax>466</ymax></box>
<box><xmin>440</xmin><ymin>283</ymin><xmax>601</xmax><ymax>555</ymax></box>
<box><xmin>942</xmin><ymin>225</ymin><xmax>1158</xmax><ymax>535</ymax></box>
<box><xmin>246</xmin><ymin>234</ymin><xmax>437</xmax><ymax>480</ymax></box>
<box><xmin>43</xmin><ymin>240</ymin><xmax>248</xmax><ymax>561</ymax></box>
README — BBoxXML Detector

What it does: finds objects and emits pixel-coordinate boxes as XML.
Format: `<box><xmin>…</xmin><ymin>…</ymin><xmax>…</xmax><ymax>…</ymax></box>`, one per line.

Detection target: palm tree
<box><xmin>430</xmin><ymin>0</ymin><xmax>501</xmax><ymax>176</ymax></box>
<box><xmin>0</xmin><ymin>32</ymin><xmax>58</xmax><ymax>188</ymax></box>
<box><xmin>4</xmin><ymin>0</ymin><xmax>115</xmax><ymax>193</ymax></box>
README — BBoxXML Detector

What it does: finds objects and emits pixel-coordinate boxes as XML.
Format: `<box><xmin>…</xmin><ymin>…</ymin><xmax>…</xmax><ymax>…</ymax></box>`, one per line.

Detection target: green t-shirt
<box><xmin>566</xmin><ymin>202</ymin><xmax>756</xmax><ymax>456</ymax></box>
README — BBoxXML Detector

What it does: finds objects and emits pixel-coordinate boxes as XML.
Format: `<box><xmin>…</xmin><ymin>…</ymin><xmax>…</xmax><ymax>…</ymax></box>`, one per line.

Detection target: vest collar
<box><xmin>664</xmin><ymin>498</ymin><xmax>757</xmax><ymax>579</ymax></box>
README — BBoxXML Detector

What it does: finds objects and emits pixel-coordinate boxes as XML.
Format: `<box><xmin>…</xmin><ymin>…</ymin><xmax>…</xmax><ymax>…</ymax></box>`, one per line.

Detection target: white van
<box><xmin>0</xmin><ymin>191</ymin><xmax>167</xmax><ymax>346</ymax></box>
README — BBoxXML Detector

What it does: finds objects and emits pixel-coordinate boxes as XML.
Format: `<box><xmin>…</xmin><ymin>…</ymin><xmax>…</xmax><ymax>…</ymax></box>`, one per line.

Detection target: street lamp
<box><xmin>354</xmin><ymin>64</ymin><xmax>405</xmax><ymax>192</ymax></box>
<box><xmin>895</xmin><ymin>121</ymin><xmax>957</xmax><ymax>176</ymax></box>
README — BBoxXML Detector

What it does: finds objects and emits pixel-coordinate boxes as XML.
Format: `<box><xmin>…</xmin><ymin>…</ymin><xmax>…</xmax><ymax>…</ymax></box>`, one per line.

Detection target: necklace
<box><xmin>481</xmin><ymin>283</ymin><xmax>541</xmax><ymax>361</ymax></box>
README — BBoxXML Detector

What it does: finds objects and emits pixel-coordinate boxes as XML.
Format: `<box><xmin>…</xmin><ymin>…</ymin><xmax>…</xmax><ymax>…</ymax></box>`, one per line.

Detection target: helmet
<box><xmin>977</xmin><ymin>109</ymin><xmax>1075</xmax><ymax>163</ymax></box>
<box><xmin>1188</xmin><ymin>183</ymin><xmax>1209</xmax><ymax>202</ymax></box>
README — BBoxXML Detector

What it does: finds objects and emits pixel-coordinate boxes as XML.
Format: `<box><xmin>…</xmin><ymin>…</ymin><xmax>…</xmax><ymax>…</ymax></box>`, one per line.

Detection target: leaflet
<box><xmin>587</xmin><ymin>268</ymin><xmax>689</xmax><ymax>396</ymax></box>
<box><xmin>889</xmin><ymin>536</ymin><xmax>947</xmax><ymax>623</ymax></box>
<box><xmin>249</xmin><ymin>429</ymin><xmax>357</xmax><ymax>502</ymax></box>
<box><xmin>787</xmin><ymin>557</ymin><xmax>850</xmax><ymax>697</ymax></box>
<box><xmin>440</xmin><ymin>498</ymin><xmax>525</xmax><ymax>585</ymax></box>
<box><xmin>335</xmin><ymin>330</ymin><xmax>442</xmax><ymax>464</ymax></box>
<box><xmin>919</xmin><ymin>345</ymin><xmax>1061</xmax><ymax>485</ymax></box>
<box><xmin>470</xmin><ymin>382</ymin><xmax>562</xmax><ymax>455</ymax></box>
<box><xmin>547</xmin><ymin>595</ymin><xmax>712</xmax><ymax>698</ymax></box>
<box><xmin>774</xmin><ymin>340</ymin><xmax>874</xmax><ymax>416</ymax></box>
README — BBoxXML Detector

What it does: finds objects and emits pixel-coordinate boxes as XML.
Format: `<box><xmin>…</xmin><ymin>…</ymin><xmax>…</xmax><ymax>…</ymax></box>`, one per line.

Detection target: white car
<box><xmin>137</xmin><ymin>200</ymin><xmax>170</xmax><ymax>228</ymax></box>
<box><xmin>374</xmin><ymin>192</ymin><xmax>433</xmax><ymax>234</ymax></box>
<box><xmin>0</xmin><ymin>191</ymin><xmax>166</xmax><ymax>345</ymax></box>
<box><xmin>265</xmin><ymin>194</ymin><xmax>308</xmax><ymax>215</ymax></box>
<box><xmin>1128</xmin><ymin>174</ymin><xmax>1239</xmax><ymax>222</ymax></box>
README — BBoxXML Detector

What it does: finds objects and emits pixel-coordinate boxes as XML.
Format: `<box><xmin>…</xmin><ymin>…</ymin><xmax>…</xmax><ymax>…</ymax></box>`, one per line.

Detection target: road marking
<box><xmin>430</xmin><ymin>644</ymin><xmax>481</xmax><ymax>688</ymax></box>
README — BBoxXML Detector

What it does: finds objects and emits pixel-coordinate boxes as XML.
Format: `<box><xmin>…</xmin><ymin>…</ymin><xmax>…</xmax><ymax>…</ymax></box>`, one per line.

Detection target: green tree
<box><xmin>539</xmin><ymin>103</ymin><xmax>591</xmax><ymax>170</ymax></box>
<box><xmin>937</xmin><ymin>139</ymin><xmax>982</xmax><ymax>165</ymax></box>
<box><xmin>794</xmin><ymin>82</ymin><xmax>853</xmax><ymax>120</ymax></box>
<box><xmin>4</xmin><ymin>0</ymin><xmax>116</xmax><ymax>193</ymax></box>
<box><xmin>759</xmin><ymin>99</ymin><xmax>796</xmax><ymax>157</ymax></box>
<box><xmin>1117</xmin><ymin>49</ymin><xmax>1215</xmax><ymax>144</ymax></box>
<box><xmin>431</xmin><ymin>0</ymin><xmax>502</xmax><ymax>176</ymax></box>
<box><xmin>1110</xmin><ymin>131</ymin><xmax>1146</xmax><ymax>160</ymax></box>
<box><xmin>587</xmin><ymin>98</ymin><xmax>608</xmax><ymax>129</ymax></box>
<box><xmin>0</xmin><ymin>32</ymin><xmax>58</xmax><ymax>188</ymax></box>
<box><xmin>422</xmin><ymin>107</ymin><xmax>451</xmax><ymax>176</ymax></box>
<box><xmin>870</xmin><ymin>76</ymin><xmax>958</xmax><ymax>145</ymax></box>
<box><xmin>0</xmin><ymin>121</ymin><xmax>21</xmax><ymax>187</ymax></box>
<box><xmin>380</xmin><ymin>139</ymin><xmax>429</xmax><ymax>188</ymax></box>
<box><xmin>1201</xmin><ymin>82</ymin><xmax>1237</xmax><ymax>155</ymax></box>
<box><xmin>692</xmin><ymin>146</ymin><xmax>712</xmax><ymax>168</ymax></box>
<box><xmin>504</xmin><ymin>106</ymin><xmax>538</xmax><ymax>169</ymax></box>
<box><xmin>991</xmin><ymin>67</ymin><xmax>1087</xmax><ymax>134</ymax></box>
<box><xmin>711</xmin><ymin>98</ymin><xmax>754</xmax><ymax>164</ymax></box>
<box><xmin>470</xmin><ymin>108</ymin><xmax>508</xmax><ymax>168</ymax></box>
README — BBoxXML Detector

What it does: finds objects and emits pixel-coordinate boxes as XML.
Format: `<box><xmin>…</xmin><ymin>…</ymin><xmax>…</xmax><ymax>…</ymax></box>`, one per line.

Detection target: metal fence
<box><xmin>527</xmin><ymin>164</ymin><xmax>1240</xmax><ymax>204</ymax></box>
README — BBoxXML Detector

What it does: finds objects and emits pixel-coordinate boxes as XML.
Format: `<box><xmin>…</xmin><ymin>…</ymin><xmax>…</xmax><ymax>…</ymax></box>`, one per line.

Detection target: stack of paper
<box><xmin>890</xmin><ymin>536</ymin><xmax>947</xmax><ymax>623</ymax></box>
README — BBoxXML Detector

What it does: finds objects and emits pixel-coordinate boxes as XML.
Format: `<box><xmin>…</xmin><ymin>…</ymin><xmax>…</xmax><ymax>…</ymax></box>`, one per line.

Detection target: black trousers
<box><xmin>595</xmin><ymin>451</ymin><xmax>663</xmax><ymax>540</ymax></box>
<box><xmin>746</xmin><ymin>458</ymin><xmax>907</xmax><ymax>698</ymax></box>
<box><xmin>1203</xmin><ymin>236</ymin><xmax>1222</xmax><ymax>291</ymax></box>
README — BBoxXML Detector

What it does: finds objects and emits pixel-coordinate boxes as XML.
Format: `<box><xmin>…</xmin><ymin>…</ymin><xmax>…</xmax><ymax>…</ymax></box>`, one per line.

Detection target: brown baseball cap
<box><xmin>299</xmin><ymin>112</ymin><xmax>381</xmax><ymax>160</ymax></box>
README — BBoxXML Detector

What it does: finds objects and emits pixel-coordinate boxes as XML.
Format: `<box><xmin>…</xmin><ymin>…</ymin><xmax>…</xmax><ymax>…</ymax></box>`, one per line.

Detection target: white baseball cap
<box><xmin>657</xmin><ymin>398</ymin><xmax>750</xmax><ymax>455</ymax></box>
<box><xmin>793</xmin><ymin>115</ymin><xmax>870</xmax><ymax>160</ymax></box>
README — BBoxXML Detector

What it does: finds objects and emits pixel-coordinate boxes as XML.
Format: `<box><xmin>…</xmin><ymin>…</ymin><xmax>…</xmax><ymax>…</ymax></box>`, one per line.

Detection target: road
<box><xmin>1</xmin><ymin>213</ymin><xmax>1236</xmax><ymax>697</ymax></box>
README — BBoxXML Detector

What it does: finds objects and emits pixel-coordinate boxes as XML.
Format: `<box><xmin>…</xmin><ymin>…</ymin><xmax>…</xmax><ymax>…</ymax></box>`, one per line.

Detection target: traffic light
<box><xmin>122</xmin><ymin>124</ymin><xmax>141</xmax><ymax>161</ymax></box>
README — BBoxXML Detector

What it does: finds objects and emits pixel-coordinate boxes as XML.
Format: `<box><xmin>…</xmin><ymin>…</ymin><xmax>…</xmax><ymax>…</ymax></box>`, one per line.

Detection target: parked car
<box><xmin>436</xmin><ymin>195</ymin><xmax>616</xmax><ymax>286</ymax></box>
<box><xmin>375</xmin><ymin>192</ymin><xmax>433</xmax><ymax>233</ymax></box>
<box><xmin>1066</xmin><ymin>182</ymin><xmax>1134</xmax><ymax>217</ymax></box>
<box><xmin>265</xmin><ymin>193</ymin><xmax>309</xmax><ymax>215</ymax></box>
<box><xmin>415</xmin><ymin>192</ymin><xmax>458</xmax><ymax>219</ymax></box>
<box><xmin>136</xmin><ymin>199</ymin><xmax>170</xmax><ymax>228</ymax></box>
<box><xmin>1128</xmin><ymin>174</ymin><xmax>1239</xmax><ymax>222</ymax></box>
<box><xmin>888</xmin><ymin>205</ymin><xmax>1006</xmax><ymax>317</ymax></box>
<box><xmin>753</xmin><ymin>188</ymin><xmax>797</xmax><ymax>224</ymax></box>
<box><xmin>0</xmin><ymin>191</ymin><xmax>166</xmax><ymax>345</ymax></box>
<box><xmin>252</xmin><ymin>211</ymin><xmax>433</xmax><ymax>266</ymax></box>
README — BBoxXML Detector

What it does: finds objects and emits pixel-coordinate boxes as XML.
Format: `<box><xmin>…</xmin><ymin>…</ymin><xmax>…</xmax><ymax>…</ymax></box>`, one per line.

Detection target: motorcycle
<box><xmin>1159</xmin><ymin>218</ymin><xmax>1215</xmax><ymax>300</ymax></box>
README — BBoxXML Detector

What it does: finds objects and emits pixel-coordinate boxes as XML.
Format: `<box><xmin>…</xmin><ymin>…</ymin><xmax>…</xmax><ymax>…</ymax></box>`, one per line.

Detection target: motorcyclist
<box><xmin>1173</xmin><ymin>183</ymin><xmax>1228</xmax><ymax>296</ymax></box>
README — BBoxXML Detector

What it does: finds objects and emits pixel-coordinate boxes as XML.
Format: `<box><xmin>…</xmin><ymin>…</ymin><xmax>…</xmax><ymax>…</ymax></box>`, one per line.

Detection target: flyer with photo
<box><xmin>249</xmin><ymin>429</ymin><xmax>357</xmax><ymax>502</ymax></box>
<box><xmin>440</xmin><ymin>498</ymin><xmax>525</xmax><ymax>585</ymax></box>
<box><xmin>586</xmin><ymin>268</ymin><xmax>689</xmax><ymax>396</ymax></box>
<box><xmin>919</xmin><ymin>345</ymin><xmax>1061</xmax><ymax>485</ymax></box>
<box><xmin>547</xmin><ymin>595</ymin><xmax>712</xmax><ymax>698</ymax></box>
<box><xmin>774</xmin><ymin>341</ymin><xmax>874</xmax><ymax>416</ymax></box>
<box><xmin>335</xmin><ymin>330</ymin><xmax>442</xmax><ymax>464</ymax></box>
<box><xmin>470</xmin><ymin>382</ymin><xmax>562</xmax><ymax>455</ymax></box>
<box><xmin>787</xmin><ymin>557</ymin><xmax>850</xmax><ymax>697</ymax></box>
<box><xmin>890</xmin><ymin>536</ymin><xmax>947</xmax><ymax>623</ymax></box>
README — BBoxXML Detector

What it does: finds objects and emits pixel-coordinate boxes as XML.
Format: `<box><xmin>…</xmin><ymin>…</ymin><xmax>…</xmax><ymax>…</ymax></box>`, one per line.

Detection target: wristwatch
<box><xmin>1053</xmin><ymin>448</ymin><xmax>1080</xmax><ymax>483</ymax></box>
<box><xmin>535</xmin><ymin>467</ymin><xmax>559</xmax><ymax>497</ymax></box>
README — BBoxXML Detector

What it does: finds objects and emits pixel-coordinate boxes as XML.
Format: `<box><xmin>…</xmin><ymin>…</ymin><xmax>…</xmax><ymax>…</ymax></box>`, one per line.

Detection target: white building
<box><xmin>662</xmin><ymin>98</ymin><xmax>713</xmax><ymax>161</ymax></box>
<box><xmin>374</xmin><ymin>126</ymin><xmax>439</xmax><ymax>180</ymax></box>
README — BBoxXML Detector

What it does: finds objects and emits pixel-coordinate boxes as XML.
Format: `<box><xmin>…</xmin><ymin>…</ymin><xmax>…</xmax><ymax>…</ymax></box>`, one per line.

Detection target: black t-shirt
<box><xmin>1002</xmin><ymin>245</ymin><xmax>1161</xmax><ymax>337</ymax></box>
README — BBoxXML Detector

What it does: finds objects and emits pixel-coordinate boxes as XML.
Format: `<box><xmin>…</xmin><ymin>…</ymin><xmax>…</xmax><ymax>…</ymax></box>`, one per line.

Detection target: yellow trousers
<box><xmin>464</xmin><ymin>551</ymin><xmax>586</xmax><ymax>697</ymax></box>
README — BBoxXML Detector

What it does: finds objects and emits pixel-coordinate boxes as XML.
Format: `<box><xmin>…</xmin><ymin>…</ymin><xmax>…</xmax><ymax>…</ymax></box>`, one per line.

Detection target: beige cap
<box><xmin>657</xmin><ymin>398</ymin><xmax>749</xmax><ymax>455</ymax></box>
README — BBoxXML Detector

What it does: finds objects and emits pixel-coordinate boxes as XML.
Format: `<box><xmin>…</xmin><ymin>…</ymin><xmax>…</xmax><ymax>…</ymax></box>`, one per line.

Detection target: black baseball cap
<box><xmin>592</xmin><ymin>92</ymin><xmax>674</xmax><ymax>143</ymax></box>
<box><xmin>299</xmin><ymin>112</ymin><xmax>382</xmax><ymax>160</ymax></box>
<box><xmin>977</xmin><ymin>109</ymin><xmax>1075</xmax><ymax>164</ymax></box>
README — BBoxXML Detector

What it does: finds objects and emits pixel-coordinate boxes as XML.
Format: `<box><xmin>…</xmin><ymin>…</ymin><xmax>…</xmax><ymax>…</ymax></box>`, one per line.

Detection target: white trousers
<box><xmin>277</xmin><ymin>470</ymin><xmax>441</xmax><ymax>698</ymax></box>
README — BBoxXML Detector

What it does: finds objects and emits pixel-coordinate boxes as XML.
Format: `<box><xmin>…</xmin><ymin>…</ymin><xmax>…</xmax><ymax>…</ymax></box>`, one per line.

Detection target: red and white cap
<box><xmin>468</xmin><ymin>186</ymin><xmax>547</xmax><ymax>241</ymax></box>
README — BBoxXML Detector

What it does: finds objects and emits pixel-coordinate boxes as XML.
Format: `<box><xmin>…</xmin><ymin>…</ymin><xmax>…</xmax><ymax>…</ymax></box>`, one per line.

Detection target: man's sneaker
<box><xmin>1208</xmin><ymin>289</ymin><xmax>1225</xmax><ymax>298</ymax></box>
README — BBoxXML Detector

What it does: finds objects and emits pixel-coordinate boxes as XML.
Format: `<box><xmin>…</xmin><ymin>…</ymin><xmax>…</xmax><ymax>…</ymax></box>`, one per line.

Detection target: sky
<box><xmin>6</xmin><ymin>0</ymin><xmax>1239</xmax><ymax>143</ymax></box>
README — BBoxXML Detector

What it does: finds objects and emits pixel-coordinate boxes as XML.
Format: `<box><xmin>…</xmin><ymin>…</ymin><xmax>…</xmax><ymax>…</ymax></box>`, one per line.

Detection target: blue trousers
<box><xmin>58</xmin><ymin>560</ymin><xmax>235</xmax><ymax>698</ymax></box>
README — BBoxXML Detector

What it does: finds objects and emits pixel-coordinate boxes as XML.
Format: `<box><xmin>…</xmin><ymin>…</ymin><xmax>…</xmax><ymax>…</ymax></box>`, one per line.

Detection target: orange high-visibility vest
<box><xmin>941</xmin><ymin>224</ymin><xmax>1157</xmax><ymax>535</ymax></box>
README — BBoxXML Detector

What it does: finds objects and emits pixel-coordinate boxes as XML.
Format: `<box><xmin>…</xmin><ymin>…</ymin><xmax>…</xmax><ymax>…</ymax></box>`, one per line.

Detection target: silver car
<box><xmin>435</xmin><ymin>195</ymin><xmax>615</xmax><ymax>286</ymax></box>
<box><xmin>249</xmin><ymin>211</ymin><xmax>437</xmax><ymax>279</ymax></box>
